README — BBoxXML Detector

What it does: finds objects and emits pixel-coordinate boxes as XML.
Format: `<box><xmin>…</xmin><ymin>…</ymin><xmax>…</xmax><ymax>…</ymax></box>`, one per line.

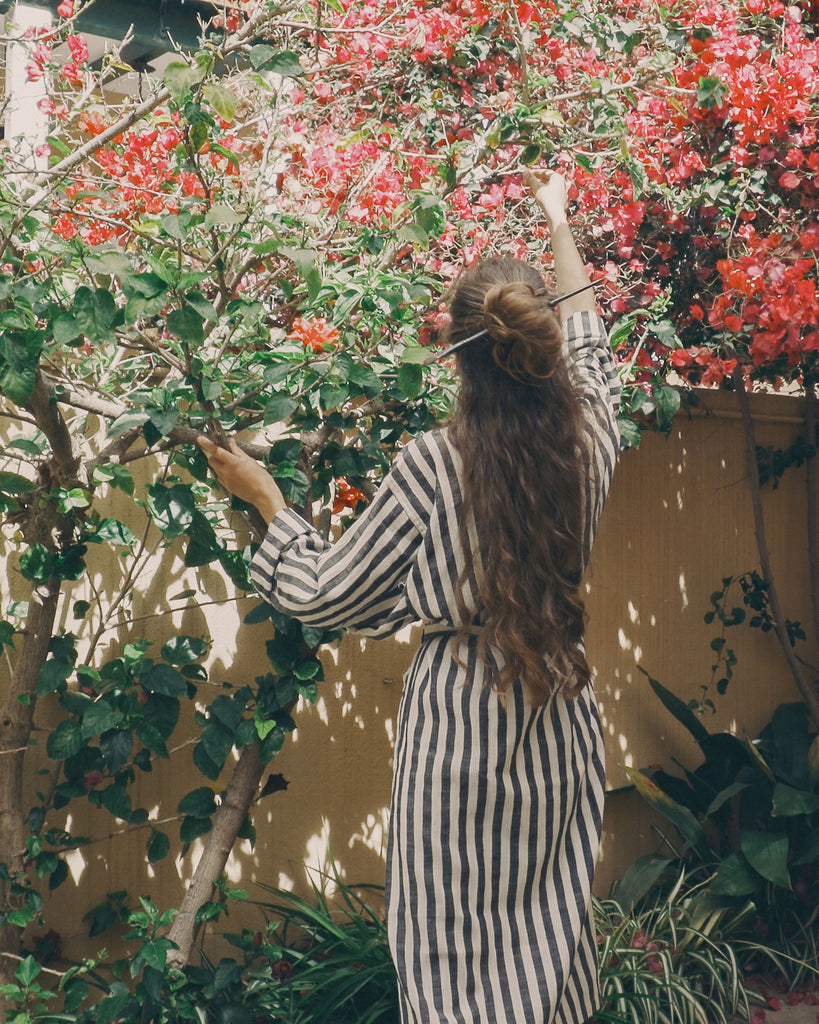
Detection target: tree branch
<box><xmin>166</xmin><ymin>741</ymin><xmax>265</xmax><ymax>966</ymax></box>
<box><xmin>734</xmin><ymin>367</ymin><xmax>819</xmax><ymax>726</ymax></box>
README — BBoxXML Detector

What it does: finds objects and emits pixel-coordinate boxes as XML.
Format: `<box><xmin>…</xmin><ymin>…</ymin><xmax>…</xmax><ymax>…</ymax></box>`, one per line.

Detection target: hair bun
<box><xmin>482</xmin><ymin>282</ymin><xmax>562</xmax><ymax>383</ymax></box>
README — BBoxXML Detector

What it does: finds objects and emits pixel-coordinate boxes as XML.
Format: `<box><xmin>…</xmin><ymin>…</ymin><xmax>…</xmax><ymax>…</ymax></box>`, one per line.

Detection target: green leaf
<box><xmin>100</xmin><ymin>729</ymin><xmax>132</xmax><ymax>774</ymax></box>
<box><xmin>0</xmin><ymin>471</ymin><xmax>35</xmax><ymax>495</ymax></box>
<box><xmin>81</xmin><ymin>701</ymin><xmax>123</xmax><ymax>740</ymax></box>
<box><xmin>95</xmin><ymin>518</ymin><xmax>137</xmax><ymax>547</ymax></box>
<box><xmin>108</xmin><ymin>411</ymin><xmax>150</xmax><ymax>438</ymax></box>
<box><xmin>397</xmin><ymin>363</ymin><xmax>423</xmax><ymax>399</ymax></box>
<box><xmin>180</xmin><ymin>815</ymin><xmax>212</xmax><ymax>844</ymax></box>
<box><xmin>167</xmin><ymin>306</ymin><xmax>205</xmax><ymax>345</ymax></box>
<box><xmin>147</xmin><ymin>830</ymin><xmax>170</xmax><ymax>864</ymax></box>
<box><xmin>92</xmin><ymin>463</ymin><xmax>135</xmax><ymax>495</ymax></box>
<box><xmin>740</xmin><ymin>831</ymin><xmax>791</xmax><ymax>888</ymax></box>
<box><xmin>47</xmin><ymin>720</ymin><xmax>83</xmax><ymax>760</ymax></box>
<box><xmin>15</xmin><ymin>955</ymin><xmax>40</xmax><ymax>988</ymax></box>
<box><xmin>624</xmin><ymin>767</ymin><xmax>710</xmax><ymax>859</ymax></box>
<box><xmin>709</xmin><ymin>852</ymin><xmax>761</xmax><ymax>895</ymax></box>
<box><xmin>162</xmin><ymin>635</ymin><xmax>208</xmax><ymax>666</ymax></box>
<box><xmin>178</xmin><ymin>787</ymin><xmax>217</xmax><ymax>817</ymax></box>
<box><xmin>37</xmin><ymin>657</ymin><xmax>73</xmax><ymax>695</ymax></box>
<box><xmin>614</xmin><ymin>854</ymin><xmax>672</xmax><ymax>909</ymax></box>
<box><xmin>203</xmin><ymin>83</ymin><xmax>237</xmax><ymax>122</ymax></box>
<box><xmin>705</xmin><ymin>781</ymin><xmax>749</xmax><ymax>818</ymax></box>
<box><xmin>72</xmin><ymin>287</ymin><xmax>117</xmax><ymax>343</ymax></box>
<box><xmin>295</xmin><ymin>658</ymin><xmax>322</xmax><ymax>681</ymax></box>
<box><xmin>654</xmin><ymin>384</ymin><xmax>681</xmax><ymax>429</ymax></box>
<box><xmin>163</xmin><ymin>60</ymin><xmax>203</xmax><ymax>104</ymax></box>
<box><xmin>0</xmin><ymin>329</ymin><xmax>43</xmax><ymax>403</ymax></box>
<box><xmin>264</xmin><ymin>393</ymin><xmax>298</xmax><ymax>424</ymax></box>
<box><xmin>642</xmin><ymin>670</ymin><xmax>710</xmax><ymax>743</ymax></box>
<box><xmin>249</xmin><ymin>46</ymin><xmax>303</xmax><ymax>76</ymax></box>
<box><xmin>143</xmin><ymin>664</ymin><xmax>187</xmax><ymax>698</ymax></box>
<box><xmin>771</xmin><ymin>783</ymin><xmax>819</xmax><ymax>817</ymax></box>
<box><xmin>19</xmin><ymin>543</ymin><xmax>57</xmax><ymax>583</ymax></box>
<box><xmin>203</xmin><ymin>203</ymin><xmax>245</xmax><ymax>229</ymax></box>
<box><xmin>99</xmin><ymin>784</ymin><xmax>132</xmax><ymax>821</ymax></box>
<box><xmin>147</xmin><ymin>483</ymin><xmax>196</xmax><ymax>538</ymax></box>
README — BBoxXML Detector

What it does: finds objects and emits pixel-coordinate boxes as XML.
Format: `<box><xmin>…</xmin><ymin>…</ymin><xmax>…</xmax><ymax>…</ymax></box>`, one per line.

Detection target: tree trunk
<box><xmin>166</xmin><ymin>742</ymin><xmax>264</xmax><ymax>967</ymax></box>
<box><xmin>0</xmin><ymin>577</ymin><xmax>62</xmax><ymax>1001</ymax></box>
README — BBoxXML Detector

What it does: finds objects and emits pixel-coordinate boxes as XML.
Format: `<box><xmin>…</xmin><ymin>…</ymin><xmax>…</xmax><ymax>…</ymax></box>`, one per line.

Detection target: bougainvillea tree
<box><xmin>0</xmin><ymin>0</ymin><xmax>817</xmax><ymax>1015</ymax></box>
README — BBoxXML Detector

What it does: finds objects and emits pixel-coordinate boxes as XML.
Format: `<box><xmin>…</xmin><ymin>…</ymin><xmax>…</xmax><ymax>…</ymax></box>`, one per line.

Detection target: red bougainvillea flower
<box><xmin>56</xmin><ymin>0</ymin><xmax>73</xmax><ymax>14</ymax></box>
<box><xmin>333</xmin><ymin>478</ymin><xmax>367</xmax><ymax>514</ymax></box>
<box><xmin>287</xmin><ymin>316</ymin><xmax>340</xmax><ymax>352</ymax></box>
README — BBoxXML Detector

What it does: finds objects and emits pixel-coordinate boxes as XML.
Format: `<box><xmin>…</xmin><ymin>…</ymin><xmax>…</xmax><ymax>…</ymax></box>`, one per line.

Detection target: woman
<box><xmin>198</xmin><ymin>169</ymin><xmax>620</xmax><ymax>1024</ymax></box>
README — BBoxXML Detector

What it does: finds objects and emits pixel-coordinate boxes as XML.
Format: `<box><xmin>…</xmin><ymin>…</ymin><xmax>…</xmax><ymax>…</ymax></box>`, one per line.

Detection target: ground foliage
<box><xmin>0</xmin><ymin>0</ymin><xmax>818</xmax><ymax>1016</ymax></box>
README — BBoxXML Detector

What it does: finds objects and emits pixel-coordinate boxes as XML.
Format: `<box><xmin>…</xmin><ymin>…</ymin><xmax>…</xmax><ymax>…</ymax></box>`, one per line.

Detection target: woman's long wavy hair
<box><xmin>445</xmin><ymin>257</ymin><xmax>589</xmax><ymax>705</ymax></box>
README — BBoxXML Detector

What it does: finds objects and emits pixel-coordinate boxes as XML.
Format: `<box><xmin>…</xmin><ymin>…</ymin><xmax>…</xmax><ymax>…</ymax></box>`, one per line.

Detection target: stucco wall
<box><xmin>3</xmin><ymin>387</ymin><xmax>814</xmax><ymax>958</ymax></box>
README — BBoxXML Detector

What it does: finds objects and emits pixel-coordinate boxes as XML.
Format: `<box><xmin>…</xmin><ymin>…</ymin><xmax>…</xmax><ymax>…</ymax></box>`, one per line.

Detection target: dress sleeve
<box><xmin>249</xmin><ymin>438</ymin><xmax>435</xmax><ymax>636</ymax></box>
<box><xmin>562</xmin><ymin>309</ymin><xmax>621</xmax><ymax>445</ymax></box>
<box><xmin>561</xmin><ymin>310</ymin><xmax>622</xmax><ymax>560</ymax></box>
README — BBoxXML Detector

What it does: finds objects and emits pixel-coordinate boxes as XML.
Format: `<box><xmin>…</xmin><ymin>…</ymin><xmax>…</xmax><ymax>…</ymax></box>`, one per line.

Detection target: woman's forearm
<box><xmin>545</xmin><ymin>217</ymin><xmax>595</xmax><ymax>318</ymax></box>
<box><xmin>523</xmin><ymin>168</ymin><xmax>597</xmax><ymax>318</ymax></box>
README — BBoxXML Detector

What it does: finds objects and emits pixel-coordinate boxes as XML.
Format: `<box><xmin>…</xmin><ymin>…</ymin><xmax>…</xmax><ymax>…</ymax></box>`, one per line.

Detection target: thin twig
<box><xmin>733</xmin><ymin>366</ymin><xmax>819</xmax><ymax>727</ymax></box>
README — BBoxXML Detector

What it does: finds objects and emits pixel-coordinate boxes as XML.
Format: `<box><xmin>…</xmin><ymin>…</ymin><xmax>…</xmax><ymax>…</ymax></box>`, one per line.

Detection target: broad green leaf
<box><xmin>20</xmin><ymin>543</ymin><xmax>57</xmax><ymax>582</ymax></box>
<box><xmin>654</xmin><ymin>384</ymin><xmax>681</xmax><ymax>428</ymax></box>
<box><xmin>642</xmin><ymin>670</ymin><xmax>710</xmax><ymax>743</ymax></box>
<box><xmin>178</xmin><ymin>787</ymin><xmax>217</xmax><ymax>817</ymax></box>
<box><xmin>15</xmin><ymin>955</ymin><xmax>40</xmax><ymax>987</ymax></box>
<box><xmin>161</xmin><ymin>635</ymin><xmax>208</xmax><ymax>666</ymax></box>
<box><xmin>709</xmin><ymin>852</ymin><xmax>761</xmax><ymax>895</ymax></box>
<box><xmin>72</xmin><ymin>286</ymin><xmax>117</xmax><ymax>343</ymax></box>
<box><xmin>203</xmin><ymin>83</ymin><xmax>237</xmax><ymax>122</ymax></box>
<box><xmin>264</xmin><ymin>393</ymin><xmax>298</xmax><ymax>424</ymax></box>
<box><xmin>203</xmin><ymin>203</ymin><xmax>245</xmax><ymax>229</ymax></box>
<box><xmin>47</xmin><ymin>720</ymin><xmax>83</xmax><ymax>760</ymax></box>
<box><xmin>99</xmin><ymin>784</ymin><xmax>132</xmax><ymax>821</ymax></box>
<box><xmin>614</xmin><ymin>854</ymin><xmax>673</xmax><ymax>909</ymax></box>
<box><xmin>771</xmin><ymin>783</ymin><xmax>819</xmax><ymax>817</ymax></box>
<box><xmin>0</xmin><ymin>471</ymin><xmax>35</xmax><ymax>495</ymax></box>
<box><xmin>398</xmin><ymin>363</ymin><xmax>423</xmax><ymax>399</ymax></box>
<box><xmin>81</xmin><ymin>701</ymin><xmax>123</xmax><ymax>740</ymax></box>
<box><xmin>147</xmin><ymin>483</ymin><xmax>196</xmax><ymax>538</ymax></box>
<box><xmin>37</xmin><ymin>657</ymin><xmax>73</xmax><ymax>695</ymax></box>
<box><xmin>95</xmin><ymin>518</ymin><xmax>137</xmax><ymax>547</ymax></box>
<box><xmin>624</xmin><ymin>766</ymin><xmax>710</xmax><ymax>859</ymax></box>
<box><xmin>147</xmin><ymin>830</ymin><xmax>170</xmax><ymax>864</ymax></box>
<box><xmin>180</xmin><ymin>815</ymin><xmax>212</xmax><ymax>844</ymax></box>
<box><xmin>100</xmin><ymin>729</ymin><xmax>132</xmax><ymax>774</ymax></box>
<box><xmin>108</xmin><ymin>411</ymin><xmax>149</xmax><ymax>438</ymax></box>
<box><xmin>92</xmin><ymin>463</ymin><xmax>135</xmax><ymax>494</ymax></box>
<box><xmin>705</xmin><ymin>781</ymin><xmax>749</xmax><ymax>818</ymax></box>
<box><xmin>167</xmin><ymin>306</ymin><xmax>204</xmax><ymax>344</ymax></box>
<box><xmin>143</xmin><ymin>664</ymin><xmax>187</xmax><ymax>698</ymax></box>
<box><xmin>740</xmin><ymin>831</ymin><xmax>791</xmax><ymax>888</ymax></box>
<box><xmin>0</xmin><ymin>329</ymin><xmax>43</xmax><ymax>403</ymax></box>
<box><xmin>163</xmin><ymin>60</ymin><xmax>204</xmax><ymax>103</ymax></box>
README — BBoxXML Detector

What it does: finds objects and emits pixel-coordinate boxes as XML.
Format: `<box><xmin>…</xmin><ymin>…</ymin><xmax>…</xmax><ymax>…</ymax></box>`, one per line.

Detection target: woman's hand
<box><xmin>523</xmin><ymin>168</ymin><xmax>568</xmax><ymax>228</ymax></box>
<box><xmin>197</xmin><ymin>436</ymin><xmax>286</xmax><ymax>524</ymax></box>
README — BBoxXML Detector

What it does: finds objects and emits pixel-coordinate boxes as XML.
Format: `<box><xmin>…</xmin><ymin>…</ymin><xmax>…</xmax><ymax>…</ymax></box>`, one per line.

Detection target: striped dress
<box><xmin>250</xmin><ymin>310</ymin><xmax>620</xmax><ymax>1024</ymax></box>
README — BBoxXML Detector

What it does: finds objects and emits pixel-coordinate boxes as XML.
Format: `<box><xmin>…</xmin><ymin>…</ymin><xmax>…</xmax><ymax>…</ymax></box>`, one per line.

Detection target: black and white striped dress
<box><xmin>250</xmin><ymin>310</ymin><xmax>620</xmax><ymax>1024</ymax></box>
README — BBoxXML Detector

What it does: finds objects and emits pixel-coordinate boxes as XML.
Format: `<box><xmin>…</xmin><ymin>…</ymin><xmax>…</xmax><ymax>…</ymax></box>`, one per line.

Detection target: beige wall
<box><xmin>4</xmin><ymin>387</ymin><xmax>814</xmax><ymax>958</ymax></box>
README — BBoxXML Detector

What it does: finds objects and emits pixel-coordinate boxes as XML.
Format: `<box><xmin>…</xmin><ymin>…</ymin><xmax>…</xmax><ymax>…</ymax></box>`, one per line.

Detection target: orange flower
<box><xmin>333</xmin><ymin>478</ymin><xmax>366</xmax><ymax>514</ymax></box>
<box><xmin>288</xmin><ymin>316</ymin><xmax>340</xmax><ymax>352</ymax></box>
